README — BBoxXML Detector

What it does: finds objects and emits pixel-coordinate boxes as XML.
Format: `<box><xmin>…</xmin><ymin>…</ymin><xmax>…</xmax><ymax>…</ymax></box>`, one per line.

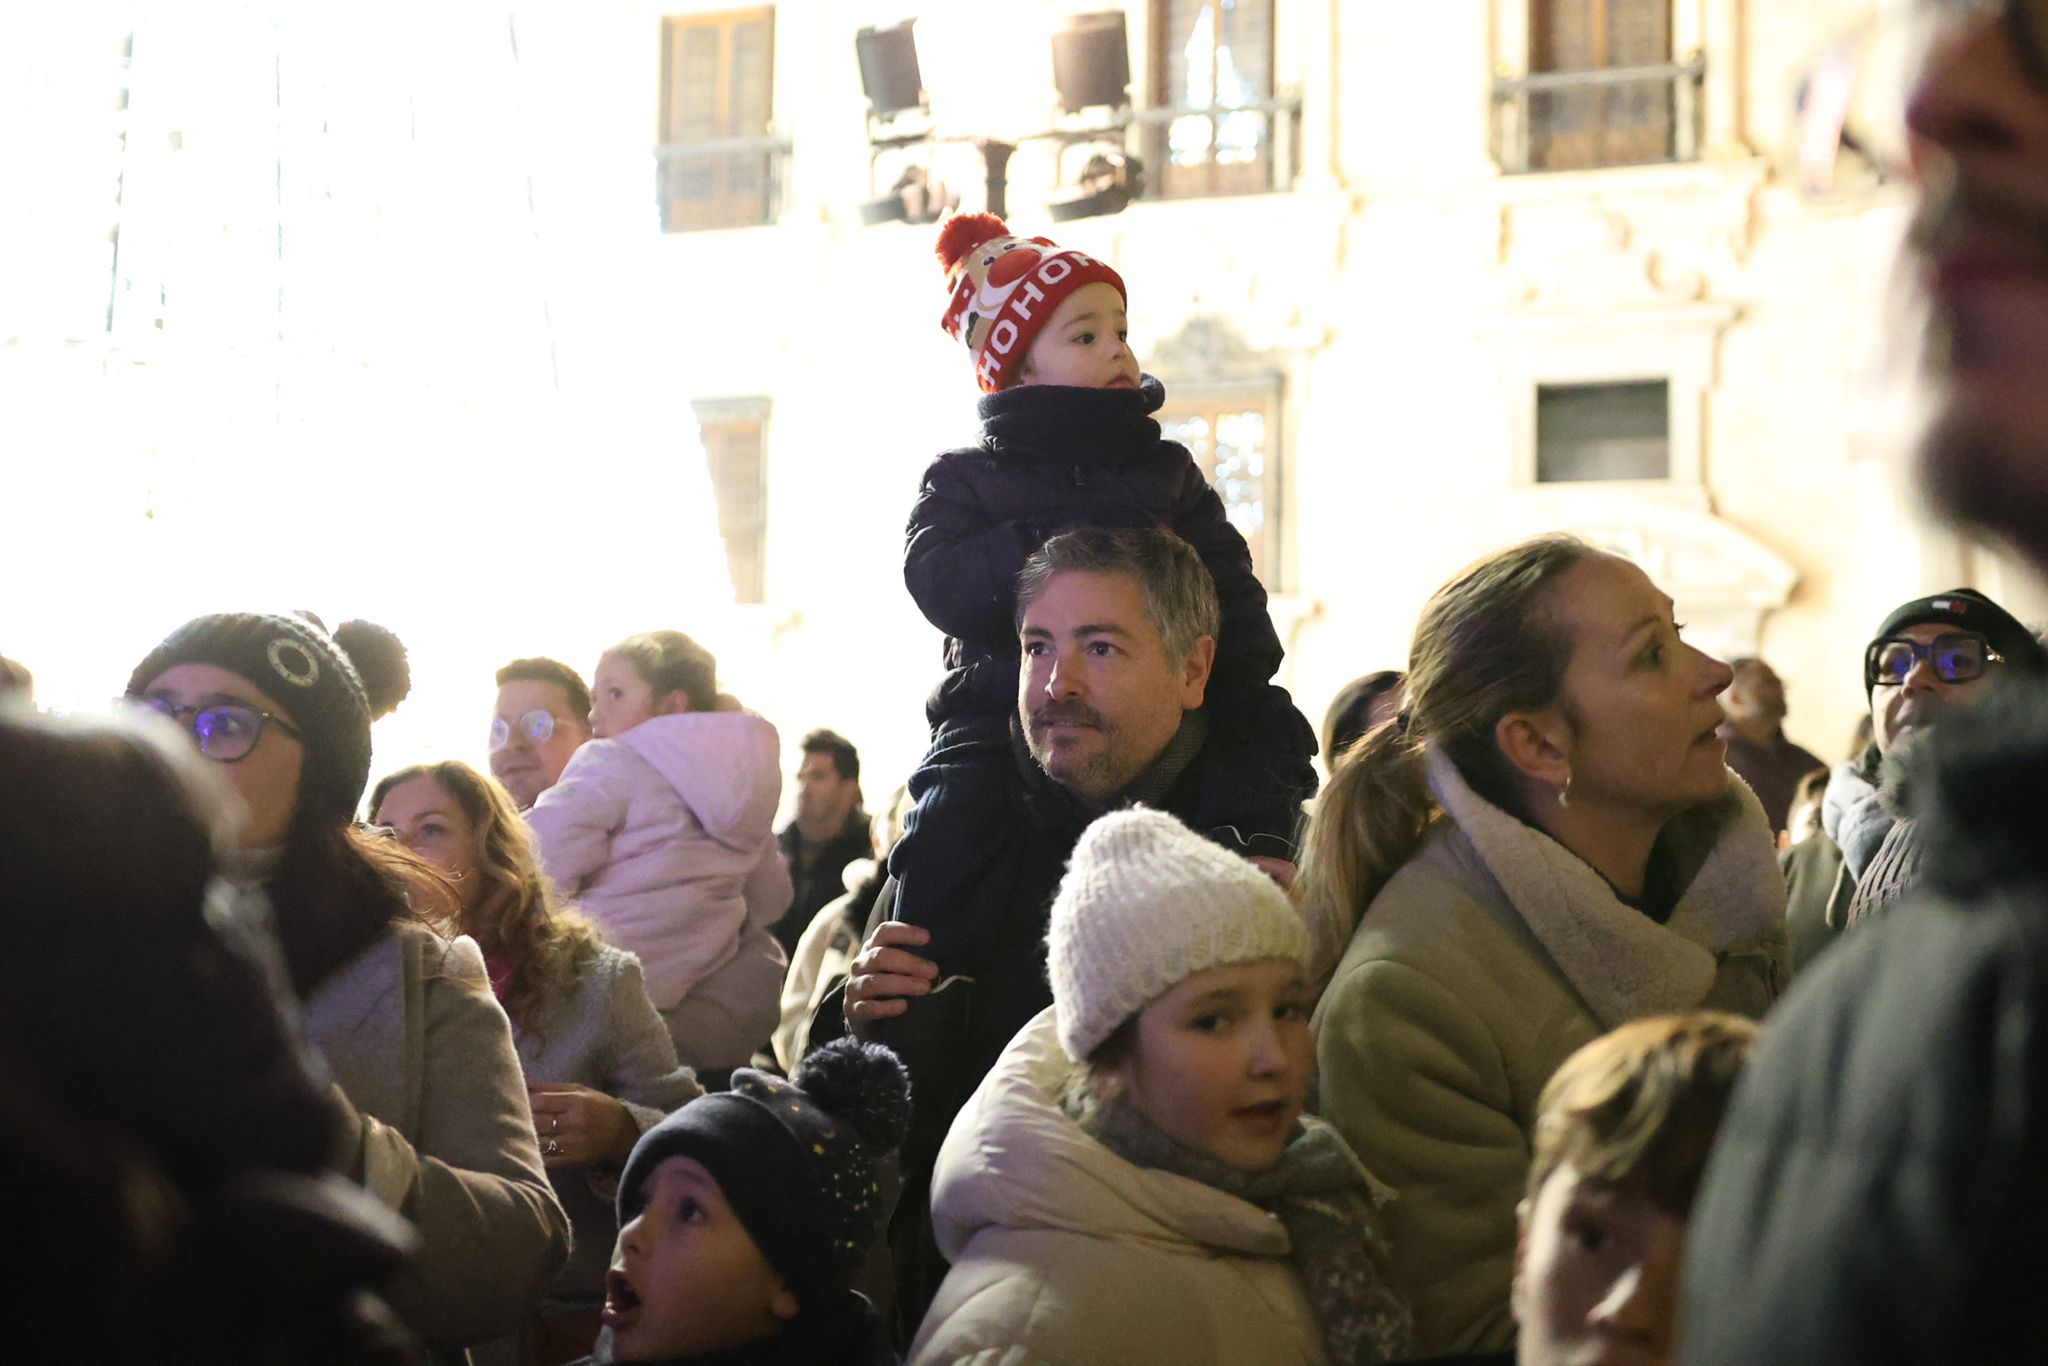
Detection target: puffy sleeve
<box><xmin>601</xmin><ymin>951</ymin><xmax>704</xmax><ymax>1132</ymax></box>
<box><xmin>527</xmin><ymin>745</ymin><xmax>630</xmax><ymax>895</ymax></box>
<box><xmin>903</xmin><ymin>453</ymin><xmax>1050</xmax><ymax>642</ymax></box>
<box><xmin>337</xmin><ymin>935</ymin><xmax>569</xmax><ymax>1348</ymax></box>
<box><xmin>1315</xmin><ymin>957</ymin><xmax>1526</xmax><ymax>1355</ymax></box>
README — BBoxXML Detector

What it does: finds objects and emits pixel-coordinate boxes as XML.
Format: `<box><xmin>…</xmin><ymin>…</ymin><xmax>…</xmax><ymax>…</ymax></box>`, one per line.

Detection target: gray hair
<box><xmin>1014</xmin><ymin>526</ymin><xmax>1221</xmax><ymax>664</ymax></box>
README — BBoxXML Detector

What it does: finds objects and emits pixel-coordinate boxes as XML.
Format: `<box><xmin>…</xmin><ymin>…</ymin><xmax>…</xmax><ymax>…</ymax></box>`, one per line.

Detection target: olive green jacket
<box><xmin>1312</xmin><ymin>752</ymin><xmax>1786</xmax><ymax>1356</ymax></box>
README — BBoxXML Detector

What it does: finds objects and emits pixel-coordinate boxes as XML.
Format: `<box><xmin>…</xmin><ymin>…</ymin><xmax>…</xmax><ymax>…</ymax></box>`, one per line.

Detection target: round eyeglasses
<box><xmin>490</xmin><ymin>708</ymin><xmax>561</xmax><ymax>752</ymax></box>
<box><xmin>1865</xmin><ymin>631</ymin><xmax>2002</xmax><ymax>687</ymax></box>
<box><xmin>127</xmin><ymin>696</ymin><xmax>305</xmax><ymax>762</ymax></box>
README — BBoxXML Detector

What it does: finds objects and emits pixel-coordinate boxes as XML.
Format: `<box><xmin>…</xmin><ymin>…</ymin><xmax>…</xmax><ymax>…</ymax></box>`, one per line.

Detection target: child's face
<box><xmin>1512</xmin><ymin>1163</ymin><xmax>1686</xmax><ymax>1366</ymax></box>
<box><xmin>590</xmin><ymin>652</ymin><xmax>685</xmax><ymax>739</ymax></box>
<box><xmin>1014</xmin><ymin>282</ymin><xmax>1139</xmax><ymax>390</ymax></box>
<box><xmin>1102</xmin><ymin>958</ymin><xmax>1314</xmax><ymax>1171</ymax></box>
<box><xmin>603</xmin><ymin>1156</ymin><xmax>797</xmax><ymax>1360</ymax></box>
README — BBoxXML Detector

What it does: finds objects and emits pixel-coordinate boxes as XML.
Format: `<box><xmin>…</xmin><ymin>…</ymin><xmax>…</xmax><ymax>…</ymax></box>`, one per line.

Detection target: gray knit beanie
<box><xmin>1048</xmin><ymin>807</ymin><xmax>1310</xmax><ymax>1062</ymax></box>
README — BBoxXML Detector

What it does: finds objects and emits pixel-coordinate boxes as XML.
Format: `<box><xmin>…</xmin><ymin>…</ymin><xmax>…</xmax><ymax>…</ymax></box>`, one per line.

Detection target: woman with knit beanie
<box><xmin>1299</xmin><ymin>536</ymin><xmax>1786</xmax><ymax>1358</ymax></box>
<box><xmin>371</xmin><ymin>759</ymin><xmax>704</xmax><ymax>1365</ymax></box>
<box><xmin>910</xmin><ymin>808</ymin><xmax>1412</xmax><ymax>1366</ymax></box>
<box><xmin>582</xmin><ymin>1037</ymin><xmax>909</xmax><ymax>1365</ymax></box>
<box><xmin>127</xmin><ymin>612</ymin><xmax>570</xmax><ymax>1358</ymax></box>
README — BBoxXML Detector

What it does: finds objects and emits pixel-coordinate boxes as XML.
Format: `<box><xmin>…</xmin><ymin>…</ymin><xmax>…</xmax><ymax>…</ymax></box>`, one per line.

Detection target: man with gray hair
<box><xmin>836</xmin><ymin>525</ymin><xmax>1311</xmax><ymax>1340</ymax></box>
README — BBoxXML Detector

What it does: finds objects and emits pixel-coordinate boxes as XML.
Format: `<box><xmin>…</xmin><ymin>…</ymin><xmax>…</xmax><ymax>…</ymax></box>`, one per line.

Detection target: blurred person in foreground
<box><xmin>0</xmin><ymin>704</ymin><xmax>419</xmax><ymax>1365</ymax></box>
<box><xmin>1681</xmin><ymin>6</ymin><xmax>2048</xmax><ymax>1362</ymax></box>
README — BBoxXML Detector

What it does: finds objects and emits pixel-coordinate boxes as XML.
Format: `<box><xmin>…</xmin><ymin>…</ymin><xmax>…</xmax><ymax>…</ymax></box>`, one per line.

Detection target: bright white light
<box><xmin>1</xmin><ymin>2</ymin><xmax>734</xmax><ymax>787</ymax></box>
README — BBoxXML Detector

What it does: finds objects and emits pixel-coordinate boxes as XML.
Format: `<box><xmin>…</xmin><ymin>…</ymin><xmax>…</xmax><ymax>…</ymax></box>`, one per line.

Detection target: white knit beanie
<box><xmin>1047</xmin><ymin>807</ymin><xmax>1311</xmax><ymax>1062</ymax></box>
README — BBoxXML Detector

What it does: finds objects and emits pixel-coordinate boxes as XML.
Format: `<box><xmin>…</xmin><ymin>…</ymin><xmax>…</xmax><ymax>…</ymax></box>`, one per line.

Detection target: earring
<box><xmin>1557</xmin><ymin>771</ymin><xmax>1573</xmax><ymax>809</ymax></box>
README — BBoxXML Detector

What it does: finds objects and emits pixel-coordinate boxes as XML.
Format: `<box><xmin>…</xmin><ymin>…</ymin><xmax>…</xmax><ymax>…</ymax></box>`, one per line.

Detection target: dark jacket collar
<box><xmin>976</xmin><ymin>373</ymin><xmax>1167</xmax><ymax>459</ymax></box>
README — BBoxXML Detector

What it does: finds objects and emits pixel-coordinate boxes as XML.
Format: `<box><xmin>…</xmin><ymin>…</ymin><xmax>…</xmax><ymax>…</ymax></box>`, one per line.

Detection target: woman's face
<box><xmin>137</xmin><ymin>663</ymin><xmax>303</xmax><ymax>850</ymax></box>
<box><xmin>1106</xmin><ymin>958</ymin><xmax>1315</xmax><ymax>1172</ymax></box>
<box><xmin>373</xmin><ymin>775</ymin><xmax>482</xmax><ymax>910</ymax></box>
<box><xmin>1547</xmin><ymin>555</ymin><xmax>1736</xmax><ymax>819</ymax></box>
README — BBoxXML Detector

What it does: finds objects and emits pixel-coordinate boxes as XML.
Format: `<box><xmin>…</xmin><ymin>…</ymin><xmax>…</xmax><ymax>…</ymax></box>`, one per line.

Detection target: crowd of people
<box><xmin>6</xmin><ymin>8</ymin><xmax>2048</xmax><ymax>1364</ymax></box>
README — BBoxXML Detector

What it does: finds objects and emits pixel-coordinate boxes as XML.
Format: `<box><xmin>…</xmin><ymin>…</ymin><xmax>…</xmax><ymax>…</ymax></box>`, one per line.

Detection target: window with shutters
<box><xmin>1493</xmin><ymin>0</ymin><xmax>1702</xmax><ymax>174</ymax></box>
<box><xmin>658</xmin><ymin>9</ymin><xmax>780</xmax><ymax>232</ymax></box>
<box><xmin>1148</xmin><ymin>0</ymin><xmax>1277</xmax><ymax>198</ymax></box>
<box><xmin>693</xmin><ymin>398</ymin><xmax>769</xmax><ymax>603</ymax></box>
<box><xmin>1158</xmin><ymin>388</ymin><xmax>1282</xmax><ymax>584</ymax></box>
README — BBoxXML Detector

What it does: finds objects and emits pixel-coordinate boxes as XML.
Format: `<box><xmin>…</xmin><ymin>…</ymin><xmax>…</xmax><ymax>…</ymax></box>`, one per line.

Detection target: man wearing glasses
<box><xmin>1683</xmin><ymin>6</ymin><xmax>2048</xmax><ymax>1362</ymax></box>
<box><xmin>489</xmin><ymin>657</ymin><xmax>592</xmax><ymax>810</ymax></box>
<box><xmin>1783</xmin><ymin>587</ymin><xmax>2045</xmax><ymax>969</ymax></box>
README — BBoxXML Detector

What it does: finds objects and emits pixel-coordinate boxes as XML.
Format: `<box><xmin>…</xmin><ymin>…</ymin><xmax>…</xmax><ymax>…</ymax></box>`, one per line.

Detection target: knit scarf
<box><xmin>1065</xmin><ymin>1081</ymin><xmax>1413</xmax><ymax>1364</ymax></box>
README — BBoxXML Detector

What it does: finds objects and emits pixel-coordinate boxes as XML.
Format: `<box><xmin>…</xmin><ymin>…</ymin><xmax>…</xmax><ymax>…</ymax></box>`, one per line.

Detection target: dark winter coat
<box><xmin>901</xmin><ymin>374</ymin><xmax>1316</xmax><ymax>853</ymax></box>
<box><xmin>777</xmin><ymin>810</ymin><xmax>872</xmax><ymax>954</ymax></box>
<box><xmin>1678</xmin><ymin>688</ymin><xmax>2048</xmax><ymax>1365</ymax></box>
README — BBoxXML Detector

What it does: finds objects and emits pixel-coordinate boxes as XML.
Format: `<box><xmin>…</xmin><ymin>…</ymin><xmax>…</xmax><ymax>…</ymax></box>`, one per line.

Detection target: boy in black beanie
<box><xmin>582</xmin><ymin>1038</ymin><xmax>910</xmax><ymax>1366</ymax></box>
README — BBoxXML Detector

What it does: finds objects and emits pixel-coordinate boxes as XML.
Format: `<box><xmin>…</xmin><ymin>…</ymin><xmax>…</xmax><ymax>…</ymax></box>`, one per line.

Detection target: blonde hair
<box><xmin>1526</xmin><ymin>1011</ymin><xmax>1759</xmax><ymax>1217</ymax></box>
<box><xmin>1299</xmin><ymin>535</ymin><xmax>1600</xmax><ymax>976</ymax></box>
<box><xmin>370</xmin><ymin>761</ymin><xmax>603</xmax><ymax>1033</ymax></box>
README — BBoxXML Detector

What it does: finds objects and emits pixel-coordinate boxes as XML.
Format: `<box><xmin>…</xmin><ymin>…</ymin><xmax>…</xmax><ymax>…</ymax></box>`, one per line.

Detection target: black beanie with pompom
<box><xmin>618</xmin><ymin>1039</ymin><xmax>911</xmax><ymax>1303</ymax></box>
<box><xmin>127</xmin><ymin>612</ymin><xmax>403</xmax><ymax>828</ymax></box>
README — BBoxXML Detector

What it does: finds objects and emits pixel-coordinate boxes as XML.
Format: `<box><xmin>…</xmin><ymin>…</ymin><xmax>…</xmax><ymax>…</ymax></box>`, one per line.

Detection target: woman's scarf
<box><xmin>1065</xmin><ymin>1079</ymin><xmax>1414</xmax><ymax>1364</ymax></box>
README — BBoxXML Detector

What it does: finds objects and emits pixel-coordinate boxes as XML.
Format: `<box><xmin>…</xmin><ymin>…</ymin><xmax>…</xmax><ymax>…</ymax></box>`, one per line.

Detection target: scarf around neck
<box><xmin>1063</xmin><ymin>1078</ymin><xmax>1413</xmax><ymax>1364</ymax></box>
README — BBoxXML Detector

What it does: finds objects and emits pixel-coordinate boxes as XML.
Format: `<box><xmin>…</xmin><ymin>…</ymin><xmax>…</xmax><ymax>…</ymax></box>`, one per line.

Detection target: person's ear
<box><xmin>653</xmin><ymin>689</ymin><xmax>693</xmax><ymax>717</ymax></box>
<box><xmin>1495</xmin><ymin>709</ymin><xmax>1572</xmax><ymax>789</ymax></box>
<box><xmin>1177</xmin><ymin>634</ymin><xmax>1218</xmax><ymax>709</ymax></box>
<box><xmin>769</xmin><ymin>1283</ymin><xmax>800</xmax><ymax>1322</ymax></box>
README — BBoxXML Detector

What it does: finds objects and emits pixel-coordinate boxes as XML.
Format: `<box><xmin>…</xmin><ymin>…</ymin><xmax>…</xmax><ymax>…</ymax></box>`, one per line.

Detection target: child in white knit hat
<box><xmin>909</xmin><ymin>809</ymin><xmax>1411</xmax><ymax>1366</ymax></box>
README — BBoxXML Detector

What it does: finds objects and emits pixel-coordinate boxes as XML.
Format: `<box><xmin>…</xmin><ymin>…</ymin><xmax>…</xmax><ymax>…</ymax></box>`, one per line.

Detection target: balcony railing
<box><xmin>654</xmin><ymin>133</ymin><xmax>793</xmax><ymax>232</ymax></box>
<box><xmin>1493</xmin><ymin>56</ymin><xmax>1705</xmax><ymax>175</ymax></box>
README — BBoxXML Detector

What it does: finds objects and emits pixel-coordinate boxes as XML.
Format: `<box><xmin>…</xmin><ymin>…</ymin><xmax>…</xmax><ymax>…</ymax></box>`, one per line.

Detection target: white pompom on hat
<box><xmin>1048</xmin><ymin>807</ymin><xmax>1311</xmax><ymax>1062</ymax></box>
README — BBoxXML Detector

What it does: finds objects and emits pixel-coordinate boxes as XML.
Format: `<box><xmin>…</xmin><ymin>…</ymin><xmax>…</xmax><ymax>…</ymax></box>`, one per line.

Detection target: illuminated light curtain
<box><xmin>2</xmin><ymin>3</ymin><xmax>734</xmax><ymax>778</ymax></box>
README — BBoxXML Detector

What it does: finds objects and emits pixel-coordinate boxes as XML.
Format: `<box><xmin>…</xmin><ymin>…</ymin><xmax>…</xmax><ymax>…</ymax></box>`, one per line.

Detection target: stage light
<box><xmin>1046</xmin><ymin>149</ymin><xmax>1143</xmax><ymax>221</ymax></box>
<box><xmin>1051</xmin><ymin>11</ymin><xmax>1130</xmax><ymax>114</ymax></box>
<box><xmin>856</xmin><ymin>20</ymin><xmax>925</xmax><ymax>121</ymax></box>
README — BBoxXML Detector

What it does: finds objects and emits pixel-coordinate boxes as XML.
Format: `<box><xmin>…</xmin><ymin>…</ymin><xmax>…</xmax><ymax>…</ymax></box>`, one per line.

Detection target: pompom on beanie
<box><xmin>1048</xmin><ymin>807</ymin><xmax>1310</xmax><ymax>1062</ymax></box>
<box><xmin>127</xmin><ymin>612</ymin><xmax>394</xmax><ymax>829</ymax></box>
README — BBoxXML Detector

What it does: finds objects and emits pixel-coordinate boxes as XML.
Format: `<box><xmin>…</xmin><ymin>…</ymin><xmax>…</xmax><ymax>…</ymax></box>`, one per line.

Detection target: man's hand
<box><xmin>845</xmin><ymin>921</ymin><xmax>939</xmax><ymax>1036</ymax></box>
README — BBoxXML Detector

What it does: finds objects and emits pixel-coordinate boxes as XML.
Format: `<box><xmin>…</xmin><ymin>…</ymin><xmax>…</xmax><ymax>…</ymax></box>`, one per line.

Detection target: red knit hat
<box><xmin>936</xmin><ymin>213</ymin><xmax>1127</xmax><ymax>392</ymax></box>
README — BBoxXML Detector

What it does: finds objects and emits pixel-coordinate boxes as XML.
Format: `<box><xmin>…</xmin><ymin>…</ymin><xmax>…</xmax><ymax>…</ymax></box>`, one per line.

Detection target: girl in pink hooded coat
<box><xmin>528</xmin><ymin>630</ymin><xmax>792</xmax><ymax>1074</ymax></box>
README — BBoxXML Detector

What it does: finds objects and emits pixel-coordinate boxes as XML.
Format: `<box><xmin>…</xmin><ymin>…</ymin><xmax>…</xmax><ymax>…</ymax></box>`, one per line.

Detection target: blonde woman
<box><xmin>1300</xmin><ymin>537</ymin><xmax>1786</xmax><ymax>1357</ymax></box>
<box><xmin>373</xmin><ymin>760</ymin><xmax>701</xmax><ymax>1364</ymax></box>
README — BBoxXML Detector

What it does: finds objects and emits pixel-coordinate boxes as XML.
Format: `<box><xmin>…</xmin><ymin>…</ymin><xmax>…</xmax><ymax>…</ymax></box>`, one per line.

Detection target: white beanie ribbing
<box><xmin>1047</xmin><ymin>807</ymin><xmax>1310</xmax><ymax>1062</ymax></box>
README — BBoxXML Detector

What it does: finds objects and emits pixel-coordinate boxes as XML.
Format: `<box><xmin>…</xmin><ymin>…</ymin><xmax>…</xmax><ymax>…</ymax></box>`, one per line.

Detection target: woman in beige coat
<box><xmin>128</xmin><ymin>612</ymin><xmax>570</xmax><ymax>1360</ymax></box>
<box><xmin>1300</xmin><ymin>536</ymin><xmax>1787</xmax><ymax>1358</ymax></box>
<box><xmin>912</xmin><ymin>810</ymin><xmax>1410</xmax><ymax>1365</ymax></box>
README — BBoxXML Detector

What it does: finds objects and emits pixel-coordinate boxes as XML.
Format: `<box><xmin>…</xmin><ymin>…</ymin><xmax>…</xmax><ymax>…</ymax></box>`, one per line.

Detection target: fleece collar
<box><xmin>1424</xmin><ymin>749</ymin><xmax>1784</xmax><ymax>1029</ymax></box>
